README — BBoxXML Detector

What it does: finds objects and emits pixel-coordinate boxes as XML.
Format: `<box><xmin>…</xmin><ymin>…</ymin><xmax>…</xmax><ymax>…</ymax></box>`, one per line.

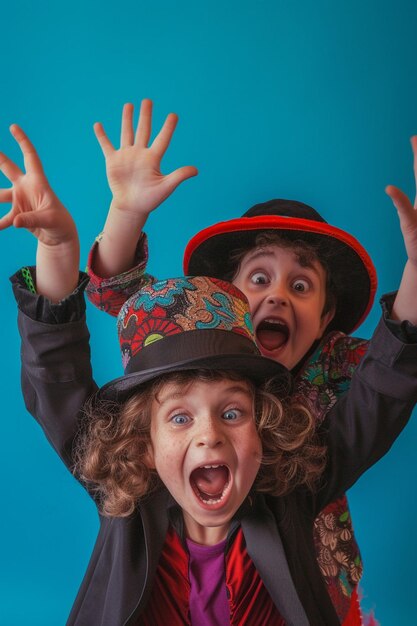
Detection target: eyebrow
<box><xmin>243</xmin><ymin>248</ymin><xmax>277</xmax><ymax>263</ymax></box>
<box><xmin>155</xmin><ymin>390</ymin><xmax>184</xmax><ymax>406</ymax></box>
<box><xmin>219</xmin><ymin>384</ymin><xmax>252</xmax><ymax>396</ymax></box>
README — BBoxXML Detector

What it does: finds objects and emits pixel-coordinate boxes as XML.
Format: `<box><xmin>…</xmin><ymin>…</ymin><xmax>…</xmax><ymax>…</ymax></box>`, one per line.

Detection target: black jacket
<box><xmin>12</xmin><ymin>273</ymin><xmax>417</xmax><ymax>626</ymax></box>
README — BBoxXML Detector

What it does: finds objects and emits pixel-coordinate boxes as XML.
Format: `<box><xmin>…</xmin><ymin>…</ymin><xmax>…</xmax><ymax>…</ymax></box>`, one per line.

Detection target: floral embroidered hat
<box><xmin>98</xmin><ymin>275</ymin><xmax>290</xmax><ymax>401</ymax></box>
<box><xmin>183</xmin><ymin>199</ymin><xmax>378</xmax><ymax>334</ymax></box>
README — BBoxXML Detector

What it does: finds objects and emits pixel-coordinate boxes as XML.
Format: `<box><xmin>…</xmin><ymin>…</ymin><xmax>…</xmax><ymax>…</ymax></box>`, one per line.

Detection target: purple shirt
<box><xmin>186</xmin><ymin>537</ymin><xmax>230</xmax><ymax>626</ymax></box>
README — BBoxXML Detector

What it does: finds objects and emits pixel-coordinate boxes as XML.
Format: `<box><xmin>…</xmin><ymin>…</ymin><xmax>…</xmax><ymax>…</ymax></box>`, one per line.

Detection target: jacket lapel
<box><xmin>124</xmin><ymin>489</ymin><xmax>170</xmax><ymax>625</ymax></box>
<box><xmin>241</xmin><ymin>497</ymin><xmax>309</xmax><ymax>626</ymax></box>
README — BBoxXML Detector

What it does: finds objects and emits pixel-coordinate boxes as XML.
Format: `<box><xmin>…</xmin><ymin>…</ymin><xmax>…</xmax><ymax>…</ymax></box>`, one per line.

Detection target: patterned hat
<box><xmin>98</xmin><ymin>275</ymin><xmax>290</xmax><ymax>401</ymax></box>
<box><xmin>183</xmin><ymin>199</ymin><xmax>378</xmax><ymax>333</ymax></box>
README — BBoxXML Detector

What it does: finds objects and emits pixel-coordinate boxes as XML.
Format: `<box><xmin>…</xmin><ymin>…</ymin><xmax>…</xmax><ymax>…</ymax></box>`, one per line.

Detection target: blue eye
<box><xmin>222</xmin><ymin>409</ymin><xmax>240</xmax><ymax>421</ymax></box>
<box><xmin>250</xmin><ymin>272</ymin><xmax>269</xmax><ymax>285</ymax></box>
<box><xmin>171</xmin><ymin>414</ymin><xmax>189</xmax><ymax>425</ymax></box>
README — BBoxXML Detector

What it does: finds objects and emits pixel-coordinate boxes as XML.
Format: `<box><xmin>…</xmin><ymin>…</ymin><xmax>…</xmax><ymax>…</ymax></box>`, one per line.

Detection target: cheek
<box><xmin>152</xmin><ymin>436</ymin><xmax>185</xmax><ymax>480</ymax></box>
<box><xmin>149</xmin><ymin>431</ymin><xmax>172</xmax><ymax>474</ymax></box>
<box><xmin>144</xmin><ymin>441</ymin><xmax>156</xmax><ymax>470</ymax></box>
<box><xmin>298</xmin><ymin>302</ymin><xmax>323</xmax><ymax>334</ymax></box>
<box><xmin>241</xmin><ymin>442</ymin><xmax>262</xmax><ymax>489</ymax></box>
<box><xmin>241</xmin><ymin>429</ymin><xmax>263</xmax><ymax>466</ymax></box>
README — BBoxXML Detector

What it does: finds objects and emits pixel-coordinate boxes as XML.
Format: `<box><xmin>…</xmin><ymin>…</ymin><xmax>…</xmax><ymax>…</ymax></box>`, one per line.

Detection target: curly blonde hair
<box><xmin>75</xmin><ymin>370</ymin><xmax>325</xmax><ymax>517</ymax></box>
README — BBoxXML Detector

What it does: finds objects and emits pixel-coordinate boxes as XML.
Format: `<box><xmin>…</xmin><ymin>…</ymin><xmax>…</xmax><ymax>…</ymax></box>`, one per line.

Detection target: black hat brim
<box><xmin>97</xmin><ymin>329</ymin><xmax>291</xmax><ymax>403</ymax></box>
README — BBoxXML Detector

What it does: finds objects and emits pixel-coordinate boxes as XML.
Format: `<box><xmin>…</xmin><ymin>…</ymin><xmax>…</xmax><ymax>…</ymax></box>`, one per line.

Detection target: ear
<box><xmin>317</xmin><ymin>306</ymin><xmax>336</xmax><ymax>337</ymax></box>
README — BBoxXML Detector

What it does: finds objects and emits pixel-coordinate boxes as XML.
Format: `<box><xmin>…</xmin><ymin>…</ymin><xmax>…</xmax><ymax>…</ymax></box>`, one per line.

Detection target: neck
<box><xmin>183</xmin><ymin>512</ymin><xmax>230</xmax><ymax>545</ymax></box>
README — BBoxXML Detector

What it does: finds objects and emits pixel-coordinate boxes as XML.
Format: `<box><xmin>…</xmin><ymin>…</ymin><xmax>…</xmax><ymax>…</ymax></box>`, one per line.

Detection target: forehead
<box><xmin>239</xmin><ymin>244</ymin><xmax>325</xmax><ymax>276</ymax></box>
<box><xmin>154</xmin><ymin>377</ymin><xmax>253</xmax><ymax>406</ymax></box>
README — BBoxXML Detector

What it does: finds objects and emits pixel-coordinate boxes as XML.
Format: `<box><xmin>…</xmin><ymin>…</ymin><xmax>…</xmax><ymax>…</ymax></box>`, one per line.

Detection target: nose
<box><xmin>265</xmin><ymin>282</ymin><xmax>289</xmax><ymax>306</ymax></box>
<box><xmin>195</xmin><ymin>416</ymin><xmax>226</xmax><ymax>449</ymax></box>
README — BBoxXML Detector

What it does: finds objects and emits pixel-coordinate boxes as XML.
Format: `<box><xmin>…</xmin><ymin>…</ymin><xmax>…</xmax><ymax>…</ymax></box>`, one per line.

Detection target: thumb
<box><xmin>13</xmin><ymin>210</ymin><xmax>54</xmax><ymax>230</ymax></box>
<box><xmin>385</xmin><ymin>185</ymin><xmax>414</xmax><ymax>218</ymax></box>
<box><xmin>165</xmin><ymin>166</ymin><xmax>198</xmax><ymax>191</ymax></box>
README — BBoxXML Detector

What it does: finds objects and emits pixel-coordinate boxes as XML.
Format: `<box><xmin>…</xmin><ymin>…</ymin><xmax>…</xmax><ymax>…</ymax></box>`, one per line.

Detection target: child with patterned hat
<box><xmin>3</xmin><ymin>122</ymin><xmax>417</xmax><ymax>626</ymax></box>
<box><xmin>84</xmin><ymin>100</ymin><xmax>417</xmax><ymax>624</ymax></box>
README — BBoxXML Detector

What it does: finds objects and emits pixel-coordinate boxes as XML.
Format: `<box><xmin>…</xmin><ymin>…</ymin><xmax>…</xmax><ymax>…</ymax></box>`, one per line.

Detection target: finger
<box><xmin>0</xmin><ymin>208</ymin><xmax>14</xmax><ymax>230</ymax></box>
<box><xmin>411</xmin><ymin>135</ymin><xmax>417</xmax><ymax>207</ymax></box>
<box><xmin>93</xmin><ymin>122</ymin><xmax>115</xmax><ymax>157</ymax></box>
<box><xmin>386</xmin><ymin>185</ymin><xmax>415</xmax><ymax>222</ymax></box>
<box><xmin>150</xmin><ymin>112</ymin><xmax>178</xmax><ymax>158</ymax></box>
<box><xmin>10</xmin><ymin>124</ymin><xmax>44</xmax><ymax>174</ymax></box>
<box><xmin>411</xmin><ymin>135</ymin><xmax>417</xmax><ymax>168</ymax></box>
<box><xmin>163</xmin><ymin>166</ymin><xmax>199</xmax><ymax>193</ymax></box>
<box><xmin>0</xmin><ymin>188</ymin><xmax>13</xmax><ymax>203</ymax></box>
<box><xmin>0</xmin><ymin>151</ymin><xmax>23</xmax><ymax>183</ymax></box>
<box><xmin>120</xmin><ymin>103</ymin><xmax>135</xmax><ymax>148</ymax></box>
<box><xmin>135</xmin><ymin>98</ymin><xmax>153</xmax><ymax>147</ymax></box>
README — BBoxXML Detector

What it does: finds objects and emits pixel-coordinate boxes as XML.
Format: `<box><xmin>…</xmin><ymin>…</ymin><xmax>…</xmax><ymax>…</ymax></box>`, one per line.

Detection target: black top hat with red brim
<box><xmin>183</xmin><ymin>199</ymin><xmax>377</xmax><ymax>334</ymax></box>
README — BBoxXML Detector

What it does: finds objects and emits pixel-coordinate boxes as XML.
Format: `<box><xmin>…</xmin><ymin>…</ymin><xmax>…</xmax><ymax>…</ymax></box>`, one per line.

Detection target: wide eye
<box><xmin>292</xmin><ymin>279</ymin><xmax>310</xmax><ymax>293</ymax></box>
<box><xmin>222</xmin><ymin>408</ymin><xmax>240</xmax><ymax>421</ymax></box>
<box><xmin>250</xmin><ymin>271</ymin><xmax>269</xmax><ymax>285</ymax></box>
<box><xmin>170</xmin><ymin>413</ymin><xmax>190</xmax><ymax>425</ymax></box>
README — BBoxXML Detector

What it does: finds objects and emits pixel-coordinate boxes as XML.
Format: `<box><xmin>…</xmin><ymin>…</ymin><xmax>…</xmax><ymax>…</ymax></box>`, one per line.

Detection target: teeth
<box><xmin>202</xmin><ymin>464</ymin><xmax>220</xmax><ymax>469</ymax></box>
<box><xmin>197</xmin><ymin>482</ymin><xmax>230</xmax><ymax>505</ymax></box>
<box><xmin>264</xmin><ymin>319</ymin><xmax>286</xmax><ymax>325</ymax></box>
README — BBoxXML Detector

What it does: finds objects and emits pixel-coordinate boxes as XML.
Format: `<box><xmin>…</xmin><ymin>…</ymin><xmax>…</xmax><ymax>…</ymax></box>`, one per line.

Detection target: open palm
<box><xmin>94</xmin><ymin>99</ymin><xmax>198</xmax><ymax>217</ymax></box>
<box><xmin>0</xmin><ymin>125</ymin><xmax>76</xmax><ymax>246</ymax></box>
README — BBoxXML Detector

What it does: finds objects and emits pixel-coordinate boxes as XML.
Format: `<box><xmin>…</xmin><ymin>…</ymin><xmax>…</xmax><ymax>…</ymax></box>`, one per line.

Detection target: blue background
<box><xmin>1</xmin><ymin>1</ymin><xmax>416</xmax><ymax>623</ymax></box>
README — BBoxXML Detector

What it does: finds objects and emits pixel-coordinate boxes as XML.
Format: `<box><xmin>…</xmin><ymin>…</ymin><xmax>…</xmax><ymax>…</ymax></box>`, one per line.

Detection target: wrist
<box><xmin>391</xmin><ymin>260</ymin><xmax>417</xmax><ymax>325</ymax></box>
<box><xmin>36</xmin><ymin>240</ymin><xmax>80</xmax><ymax>303</ymax></box>
<box><xmin>108</xmin><ymin>200</ymin><xmax>149</xmax><ymax>229</ymax></box>
<box><xmin>37</xmin><ymin>236</ymin><xmax>79</xmax><ymax>258</ymax></box>
<box><xmin>100</xmin><ymin>204</ymin><xmax>146</xmax><ymax>252</ymax></box>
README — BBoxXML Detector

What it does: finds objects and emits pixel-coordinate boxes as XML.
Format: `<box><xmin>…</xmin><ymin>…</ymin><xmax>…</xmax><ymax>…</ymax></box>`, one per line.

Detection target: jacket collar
<box><xmin>130</xmin><ymin>489</ymin><xmax>309</xmax><ymax>626</ymax></box>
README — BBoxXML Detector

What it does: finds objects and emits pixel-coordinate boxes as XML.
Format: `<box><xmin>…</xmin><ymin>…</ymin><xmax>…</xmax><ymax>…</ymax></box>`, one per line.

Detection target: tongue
<box><xmin>257</xmin><ymin>329</ymin><xmax>287</xmax><ymax>351</ymax></box>
<box><xmin>191</xmin><ymin>466</ymin><xmax>229</xmax><ymax>497</ymax></box>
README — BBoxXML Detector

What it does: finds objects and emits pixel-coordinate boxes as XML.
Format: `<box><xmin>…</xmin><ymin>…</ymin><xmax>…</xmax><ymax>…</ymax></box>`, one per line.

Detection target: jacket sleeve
<box><xmin>85</xmin><ymin>232</ymin><xmax>157</xmax><ymax>317</ymax></box>
<box><xmin>314</xmin><ymin>304</ymin><xmax>417</xmax><ymax>513</ymax></box>
<box><xmin>11</xmin><ymin>268</ymin><xmax>97</xmax><ymax>471</ymax></box>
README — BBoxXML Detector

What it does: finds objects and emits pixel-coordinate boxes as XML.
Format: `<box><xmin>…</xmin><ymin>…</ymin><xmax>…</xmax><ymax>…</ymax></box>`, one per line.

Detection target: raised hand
<box><xmin>94</xmin><ymin>99</ymin><xmax>198</xmax><ymax>221</ymax></box>
<box><xmin>386</xmin><ymin>136</ymin><xmax>417</xmax><ymax>266</ymax></box>
<box><xmin>0</xmin><ymin>125</ymin><xmax>77</xmax><ymax>247</ymax></box>
<box><xmin>91</xmin><ymin>99</ymin><xmax>197</xmax><ymax>278</ymax></box>
<box><xmin>386</xmin><ymin>135</ymin><xmax>417</xmax><ymax>324</ymax></box>
<box><xmin>0</xmin><ymin>125</ymin><xmax>79</xmax><ymax>302</ymax></box>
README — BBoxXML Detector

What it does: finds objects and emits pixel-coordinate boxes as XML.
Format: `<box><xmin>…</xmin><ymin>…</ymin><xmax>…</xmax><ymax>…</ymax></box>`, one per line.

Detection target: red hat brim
<box><xmin>184</xmin><ymin>216</ymin><xmax>377</xmax><ymax>333</ymax></box>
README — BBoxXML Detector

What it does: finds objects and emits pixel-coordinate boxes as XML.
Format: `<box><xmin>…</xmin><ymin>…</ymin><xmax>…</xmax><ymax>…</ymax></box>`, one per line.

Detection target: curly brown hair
<box><xmin>75</xmin><ymin>369</ymin><xmax>326</xmax><ymax>517</ymax></box>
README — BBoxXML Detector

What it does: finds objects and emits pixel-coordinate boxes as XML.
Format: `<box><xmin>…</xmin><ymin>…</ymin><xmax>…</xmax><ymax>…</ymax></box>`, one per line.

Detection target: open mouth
<box><xmin>256</xmin><ymin>318</ymin><xmax>289</xmax><ymax>352</ymax></box>
<box><xmin>190</xmin><ymin>464</ymin><xmax>231</xmax><ymax>505</ymax></box>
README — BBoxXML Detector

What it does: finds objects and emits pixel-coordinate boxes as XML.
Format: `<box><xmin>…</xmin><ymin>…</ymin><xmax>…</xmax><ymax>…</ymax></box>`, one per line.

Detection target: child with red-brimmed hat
<box><xmin>2</xmin><ymin>121</ymin><xmax>417</xmax><ymax>626</ymax></box>
<box><xmin>83</xmin><ymin>100</ymin><xmax>417</xmax><ymax>624</ymax></box>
